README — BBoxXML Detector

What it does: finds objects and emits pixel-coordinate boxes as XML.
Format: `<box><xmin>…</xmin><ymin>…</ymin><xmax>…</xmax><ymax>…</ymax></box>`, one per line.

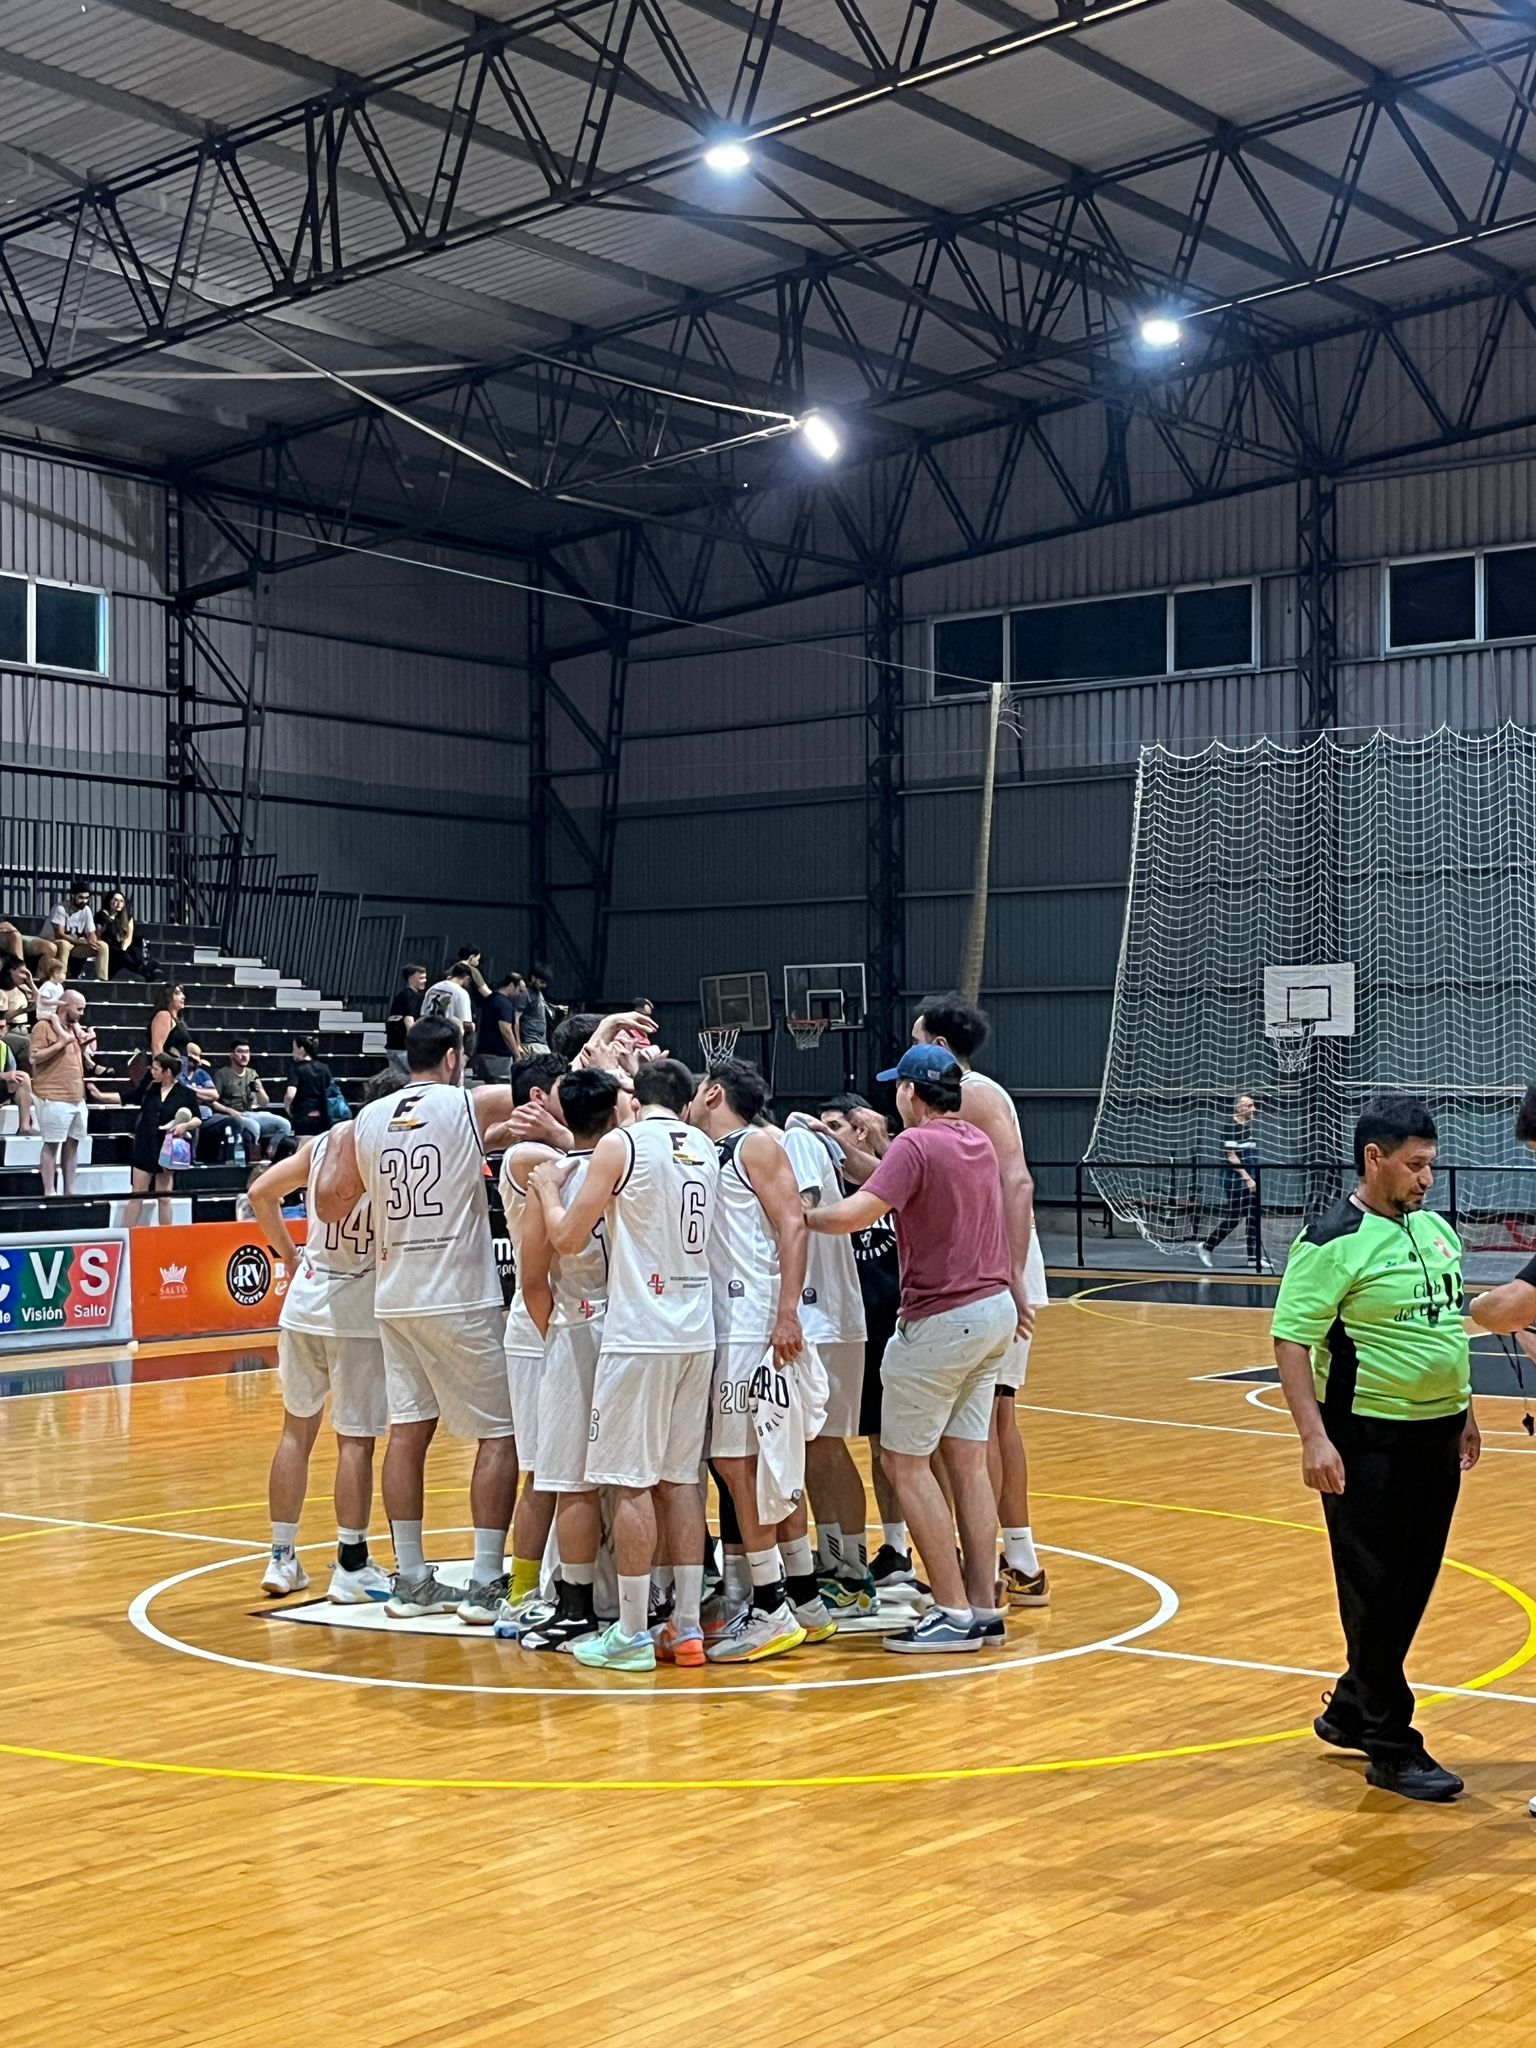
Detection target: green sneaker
<box><xmin>572</xmin><ymin>1621</ymin><xmax>657</xmax><ymax>1673</ymax></box>
<box><xmin>818</xmin><ymin>1571</ymin><xmax>876</xmax><ymax>1616</ymax></box>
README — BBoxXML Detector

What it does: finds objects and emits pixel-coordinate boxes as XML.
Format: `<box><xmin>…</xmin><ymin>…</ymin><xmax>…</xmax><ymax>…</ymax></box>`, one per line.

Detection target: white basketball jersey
<box><xmin>355</xmin><ymin>1081</ymin><xmax>500</xmax><ymax>1320</ymax></box>
<box><xmin>498</xmin><ymin>1151</ymin><xmax>543</xmax><ymax>1357</ymax></box>
<box><xmin>601</xmin><ymin>1113</ymin><xmax>718</xmax><ymax>1353</ymax></box>
<box><xmin>781</xmin><ymin>1124</ymin><xmax>867</xmax><ymax>1345</ymax></box>
<box><xmin>280</xmin><ymin>1131</ymin><xmax>377</xmax><ymax>1339</ymax></box>
<box><xmin>960</xmin><ymin>1067</ymin><xmax>1048</xmax><ymax>1306</ymax></box>
<box><xmin>549</xmin><ymin>1154</ymin><xmax>609</xmax><ymax>1329</ymax></box>
<box><xmin>707</xmin><ymin>1129</ymin><xmax>780</xmax><ymax>1342</ymax></box>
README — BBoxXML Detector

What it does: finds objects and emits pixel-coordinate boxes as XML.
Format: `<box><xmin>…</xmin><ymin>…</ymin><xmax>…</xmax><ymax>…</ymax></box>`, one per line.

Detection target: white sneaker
<box><xmin>1195</xmin><ymin>1245</ymin><xmax>1213</xmax><ymax>1269</ymax></box>
<box><xmin>328</xmin><ymin>1560</ymin><xmax>392</xmax><ymax>1604</ymax></box>
<box><xmin>260</xmin><ymin>1546</ymin><xmax>311</xmax><ymax>1598</ymax></box>
<box><xmin>705</xmin><ymin>1600</ymin><xmax>807</xmax><ymax>1664</ymax></box>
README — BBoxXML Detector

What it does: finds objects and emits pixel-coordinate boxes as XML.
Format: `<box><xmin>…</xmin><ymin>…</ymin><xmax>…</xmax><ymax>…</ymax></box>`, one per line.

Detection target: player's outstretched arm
<box><xmin>1467</xmin><ymin>1275</ymin><xmax>1536</xmax><ymax>1334</ymax></box>
<box><xmin>312</xmin><ymin>1120</ymin><xmax>363</xmax><ymax>1224</ymax></box>
<box><xmin>532</xmin><ymin>1127</ymin><xmax>627</xmax><ymax>1255</ymax></box>
<box><xmin>247</xmin><ymin>1139</ymin><xmax>315</xmax><ymax>1276</ymax></box>
<box><xmin>805</xmin><ymin>1187</ymin><xmax>891</xmax><ymax>1236</ymax></box>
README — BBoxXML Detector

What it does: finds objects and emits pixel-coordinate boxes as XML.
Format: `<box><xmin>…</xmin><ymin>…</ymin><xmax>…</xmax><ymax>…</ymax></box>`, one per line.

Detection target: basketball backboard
<box><xmin>700</xmin><ymin>970</ymin><xmax>772</xmax><ymax>1034</ymax></box>
<box><xmin>783</xmin><ymin>962</ymin><xmax>866</xmax><ymax>1032</ymax></box>
<box><xmin>1262</xmin><ymin>962</ymin><xmax>1356</xmax><ymax>1038</ymax></box>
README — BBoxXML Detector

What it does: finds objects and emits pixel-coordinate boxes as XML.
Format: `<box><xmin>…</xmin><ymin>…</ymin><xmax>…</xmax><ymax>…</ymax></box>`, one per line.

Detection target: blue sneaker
<box><xmin>572</xmin><ymin>1621</ymin><xmax>658</xmax><ymax>1673</ymax></box>
<box><xmin>882</xmin><ymin>1609</ymin><xmax>981</xmax><ymax>1655</ymax></box>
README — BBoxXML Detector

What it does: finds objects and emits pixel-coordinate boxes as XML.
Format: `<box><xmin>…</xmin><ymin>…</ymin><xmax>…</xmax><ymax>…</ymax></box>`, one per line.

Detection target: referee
<box><xmin>1271</xmin><ymin>1095</ymin><xmax>1479</xmax><ymax>1803</ymax></box>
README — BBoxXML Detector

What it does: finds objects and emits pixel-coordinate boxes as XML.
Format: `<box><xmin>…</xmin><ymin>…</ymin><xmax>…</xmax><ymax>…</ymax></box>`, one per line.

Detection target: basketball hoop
<box><xmin>698</xmin><ymin>1026</ymin><xmax>740</xmax><ymax>1065</ymax></box>
<box><xmin>787</xmin><ymin>1016</ymin><xmax>828</xmax><ymax>1054</ymax></box>
<box><xmin>1268</xmin><ymin>1020</ymin><xmax>1315</xmax><ymax>1077</ymax></box>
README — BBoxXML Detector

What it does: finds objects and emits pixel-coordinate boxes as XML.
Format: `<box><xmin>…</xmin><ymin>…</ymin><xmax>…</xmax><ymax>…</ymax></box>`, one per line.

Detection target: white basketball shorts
<box><xmin>379</xmin><ymin>1306</ymin><xmax>514</xmax><ymax>1439</ymax></box>
<box><xmin>536</xmin><ymin>1319</ymin><xmax>604</xmax><ymax>1491</ymax></box>
<box><xmin>277</xmin><ymin>1329</ymin><xmax>389</xmax><ymax>1439</ymax></box>
<box><xmin>586</xmin><ymin>1349</ymin><xmax>713</xmax><ymax>1489</ymax></box>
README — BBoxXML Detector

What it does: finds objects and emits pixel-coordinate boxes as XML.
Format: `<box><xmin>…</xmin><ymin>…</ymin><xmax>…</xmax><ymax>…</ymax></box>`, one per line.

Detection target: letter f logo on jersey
<box><xmin>647</xmin><ymin>1271</ymin><xmax>666</xmax><ymax>1296</ymax></box>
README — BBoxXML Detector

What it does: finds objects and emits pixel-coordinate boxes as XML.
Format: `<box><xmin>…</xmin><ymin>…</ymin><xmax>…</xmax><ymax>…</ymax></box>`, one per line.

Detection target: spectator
<box><xmin>99</xmin><ymin>889</ymin><xmax>154</xmax><ymax>980</ymax></box>
<box><xmin>148</xmin><ymin>983</ymin><xmax>190</xmax><ymax>1062</ymax></box>
<box><xmin>33</xmin><ymin>956</ymin><xmax>67</xmax><ymax>1024</ymax></box>
<box><xmin>215</xmin><ymin>1040</ymin><xmax>291</xmax><ymax>1160</ymax></box>
<box><xmin>385</xmin><ymin>963</ymin><xmax>428</xmax><ymax>1073</ymax></box>
<box><xmin>0</xmin><ymin>916</ymin><xmax>59</xmax><ymax>977</ymax></box>
<box><xmin>475</xmin><ymin>970</ymin><xmax>522</xmax><ymax>1082</ymax></box>
<box><xmin>422</xmin><ymin>961</ymin><xmax>475</xmax><ymax>1030</ymax></box>
<box><xmin>29</xmin><ymin>987</ymin><xmax>93</xmax><ymax>1197</ymax></box>
<box><xmin>41</xmin><ymin>877</ymin><xmax>109</xmax><ymax>980</ymax></box>
<box><xmin>0</xmin><ymin>955</ymin><xmax>35</xmax><ymax>1070</ymax></box>
<box><xmin>125</xmin><ymin>1051</ymin><xmax>200</xmax><ymax>1227</ymax></box>
<box><xmin>0</xmin><ymin>1037</ymin><xmax>36</xmax><ymax>1135</ymax></box>
<box><xmin>182</xmin><ymin>1040</ymin><xmax>250</xmax><ymax>1164</ymax></box>
<box><xmin>283</xmin><ymin>1035</ymin><xmax>334</xmax><ymax>1138</ymax></box>
<box><xmin>455</xmin><ymin>945</ymin><xmax>492</xmax><ymax>1013</ymax></box>
<box><xmin>515</xmin><ymin>964</ymin><xmax>554</xmax><ymax>1057</ymax></box>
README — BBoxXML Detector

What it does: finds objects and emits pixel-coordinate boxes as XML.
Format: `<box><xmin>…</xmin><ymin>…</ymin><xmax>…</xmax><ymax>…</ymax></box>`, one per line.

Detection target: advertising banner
<box><xmin>131</xmin><ymin>1219</ymin><xmax>304</xmax><ymax>1340</ymax></box>
<box><xmin>0</xmin><ymin>1231</ymin><xmax>132</xmax><ymax>1351</ymax></box>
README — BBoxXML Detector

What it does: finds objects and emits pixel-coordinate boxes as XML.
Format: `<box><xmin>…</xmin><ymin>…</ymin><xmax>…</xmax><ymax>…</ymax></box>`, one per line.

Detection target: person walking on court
<box><xmin>1197</xmin><ymin>1092</ymin><xmax>1272</xmax><ymax>1273</ymax></box>
<box><xmin>1271</xmin><ymin>1095</ymin><xmax>1479</xmax><ymax>1802</ymax></box>
<box><xmin>807</xmin><ymin>1043</ymin><xmax>1027</xmax><ymax>1654</ymax></box>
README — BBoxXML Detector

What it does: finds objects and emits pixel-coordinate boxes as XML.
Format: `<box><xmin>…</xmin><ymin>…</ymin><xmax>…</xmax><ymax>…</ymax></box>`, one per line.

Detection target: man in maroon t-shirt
<box><xmin>806</xmin><ymin>1044</ymin><xmax>1028</xmax><ymax>1654</ymax></box>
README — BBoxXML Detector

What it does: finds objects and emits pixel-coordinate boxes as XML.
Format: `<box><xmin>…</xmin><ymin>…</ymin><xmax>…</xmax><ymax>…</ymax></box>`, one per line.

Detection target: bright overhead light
<box><xmin>1139</xmin><ymin>315</ymin><xmax>1183</xmax><ymax>348</ymax></box>
<box><xmin>702</xmin><ymin>139</ymin><xmax>753</xmax><ymax>175</ymax></box>
<box><xmin>799</xmin><ymin>411</ymin><xmax>842</xmax><ymax>461</ymax></box>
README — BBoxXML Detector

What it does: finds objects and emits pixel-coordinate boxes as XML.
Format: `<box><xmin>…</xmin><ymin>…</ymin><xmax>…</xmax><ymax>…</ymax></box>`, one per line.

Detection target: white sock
<box><xmin>673</xmin><ymin>1563</ymin><xmax>704</xmax><ymax>1631</ymax></box>
<box><xmin>882</xmin><ymin>1521</ymin><xmax>907</xmax><ymax>1552</ymax></box>
<box><xmin>940</xmin><ymin>1605</ymin><xmax>973</xmax><ymax>1625</ymax></box>
<box><xmin>780</xmin><ymin>1536</ymin><xmax>815</xmax><ymax>1579</ymax></box>
<box><xmin>270</xmin><ymin>1520</ymin><xmax>299</xmax><ymax>1553</ymax></box>
<box><xmin>724</xmin><ymin>1550</ymin><xmax>751</xmax><ymax>1603</ymax></box>
<box><xmin>1003</xmin><ymin>1526</ymin><xmax>1040</xmax><ymax>1575</ymax></box>
<box><xmin>817</xmin><ymin>1521</ymin><xmax>843</xmax><ymax>1570</ymax></box>
<box><xmin>746</xmin><ymin>1546</ymin><xmax>783</xmax><ymax>1587</ymax></box>
<box><xmin>472</xmin><ymin>1528</ymin><xmax>507</xmax><ymax>1583</ymax></box>
<box><xmin>651</xmin><ymin>1564</ymin><xmax>675</xmax><ymax>1598</ymax></box>
<box><xmin>618</xmin><ymin>1574</ymin><xmax>650</xmax><ymax>1638</ymax></box>
<box><xmin>391</xmin><ymin>1519</ymin><xmax>425</xmax><ymax>1577</ymax></box>
<box><xmin>337</xmin><ymin>1526</ymin><xmax>366</xmax><ymax>1546</ymax></box>
<box><xmin>563</xmin><ymin>1560</ymin><xmax>596</xmax><ymax>1586</ymax></box>
<box><xmin>853</xmin><ymin>1532</ymin><xmax>869</xmax><ymax>1572</ymax></box>
<box><xmin>973</xmin><ymin>1605</ymin><xmax>1005</xmax><ymax>1625</ymax></box>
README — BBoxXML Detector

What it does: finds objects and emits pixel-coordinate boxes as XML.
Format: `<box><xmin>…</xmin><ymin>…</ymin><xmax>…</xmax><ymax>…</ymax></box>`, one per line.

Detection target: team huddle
<box><xmin>249</xmin><ymin>993</ymin><xmax>1051</xmax><ymax>1671</ymax></box>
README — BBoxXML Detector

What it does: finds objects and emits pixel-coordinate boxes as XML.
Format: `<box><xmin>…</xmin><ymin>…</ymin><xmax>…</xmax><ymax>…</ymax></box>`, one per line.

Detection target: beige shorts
<box><xmin>880</xmin><ymin>1290</ymin><xmax>1017</xmax><ymax>1457</ymax></box>
<box><xmin>506</xmin><ymin>1343</ymin><xmax>543</xmax><ymax>1470</ymax></box>
<box><xmin>36</xmin><ymin>1097</ymin><xmax>87</xmax><ymax>1146</ymax></box>
<box><xmin>278</xmin><ymin>1329</ymin><xmax>389</xmax><ymax>1439</ymax></box>
<box><xmin>536</xmin><ymin>1319</ymin><xmax>604</xmax><ymax>1491</ymax></box>
<box><xmin>814</xmin><ymin>1339</ymin><xmax>865</xmax><ymax>1439</ymax></box>
<box><xmin>586</xmin><ymin>1349</ymin><xmax>713</xmax><ymax>1489</ymax></box>
<box><xmin>379</xmin><ymin>1306</ymin><xmax>514</xmax><ymax>1439</ymax></box>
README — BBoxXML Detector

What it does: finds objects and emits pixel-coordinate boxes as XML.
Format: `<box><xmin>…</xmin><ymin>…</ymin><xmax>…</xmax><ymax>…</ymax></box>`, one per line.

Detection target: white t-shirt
<box><xmin>281</xmin><ymin>1131</ymin><xmax>377</xmax><ymax>1338</ymax></box>
<box><xmin>601</xmin><ymin>1113</ymin><xmax>719</xmax><ymax>1354</ymax></box>
<box><xmin>421</xmin><ymin>979</ymin><xmax>474</xmax><ymax>1028</ymax></box>
<box><xmin>549</xmin><ymin>1153</ymin><xmax>609</xmax><ymax>1328</ymax></box>
<box><xmin>34</xmin><ymin>981</ymin><xmax>65</xmax><ymax>1023</ymax></box>
<box><xmin>354</xmin><ymin>1081</ymin><xmax>499</xmax><ymax>1319</ymax></box>
<box><xmin>47</xmin><ymin>902</ymin><xmax>95</xmax><ymax>939</ymax></box>
<box><xmin>782</xmin><ymin>1123</ymin><xmax>867</xmax><ymax>1344</ymax></box>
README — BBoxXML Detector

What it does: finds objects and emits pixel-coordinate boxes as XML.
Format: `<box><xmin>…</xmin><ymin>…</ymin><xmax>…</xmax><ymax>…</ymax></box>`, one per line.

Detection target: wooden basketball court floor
<box><xmin>7</xmin><ymin>1286</ymin><xmax>1536</xmax><ymax>2048</ymax></box>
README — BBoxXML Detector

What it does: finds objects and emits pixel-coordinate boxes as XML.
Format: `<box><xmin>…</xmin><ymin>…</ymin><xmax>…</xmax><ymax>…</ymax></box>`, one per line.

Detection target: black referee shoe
<box><xmin>1314</xmin><ymin>1690</ymin><xmax>1366</xmax><ymax>1753</ymax></box>
<box><xmin>1364</xmin><ymin>1749</ymin><xmax>1464</xmax><ymax>1802</ymax></box>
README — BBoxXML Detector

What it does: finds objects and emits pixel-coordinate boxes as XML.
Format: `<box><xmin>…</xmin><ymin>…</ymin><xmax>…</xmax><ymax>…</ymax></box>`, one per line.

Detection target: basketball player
<box><xmin>249</xmin><ymin>1086</ymin><xmax>397</xmax><ymax>1603</ymax></box>
<box><xmin>312</xmin><ymin>1014</ymin><xmax>518</xmax><ymax>1624</ymax></box>
<box><xmin>913</xmin><ymin>993</ymin><xmax>1049</xmax><ymax>1606</ymax></box>
<box><xmin>489</xmin><ymin>1052</ymin><xmax>571</xmax><ymax>1633</ymax></box>
<box><xmin>516</xmin><ymin>1067</ymin><xmax>623</xmax><ymax>1653</ymax></box>
<box><xmin>779</xmin><ymin>1110</ymin><xmax>874</xmax><ymax>1611</ymax></box>
<box><xmin>690</xmin><ymin>1060</ymin><xmax>829</xmax><ymax>1661</ymax></box>
<box><xmin>528</xmin><ymin>1057</ymin><xmax>718</xmax><ymax>1674</ymax></box>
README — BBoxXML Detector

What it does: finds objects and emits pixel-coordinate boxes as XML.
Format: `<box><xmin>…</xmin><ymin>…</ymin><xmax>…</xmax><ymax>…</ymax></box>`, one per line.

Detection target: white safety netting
<box><xmin>1085</xmin><ymin>727</ymin><xmax>1536</xmax><ymax>1267</ymax></box>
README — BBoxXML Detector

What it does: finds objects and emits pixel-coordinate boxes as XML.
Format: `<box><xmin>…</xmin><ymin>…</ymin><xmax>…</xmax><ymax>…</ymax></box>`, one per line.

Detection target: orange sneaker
<box><xmin>654</xmin><ymin>1619</ymin><xmax>706</xmax><ymax>1668</ymax></box>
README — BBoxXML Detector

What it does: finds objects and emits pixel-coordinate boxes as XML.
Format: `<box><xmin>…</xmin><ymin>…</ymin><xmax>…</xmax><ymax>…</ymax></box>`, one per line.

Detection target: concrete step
<box><xmin>3</xmin><ymin>1135</ymin><xmax>95</xmax><ymax>1168</ymax></box>
<box><xmin>110</xmin><ymin>1197</ymin><xmax>193</xmax><ymax>1226</ymax></box>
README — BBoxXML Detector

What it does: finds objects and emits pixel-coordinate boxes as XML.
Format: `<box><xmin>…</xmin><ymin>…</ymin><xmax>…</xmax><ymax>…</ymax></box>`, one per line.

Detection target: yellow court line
<box><xmin>4</xmin><ymin>1496</ymin><xmax>1534</xmax><ymax>1793</ymax></box>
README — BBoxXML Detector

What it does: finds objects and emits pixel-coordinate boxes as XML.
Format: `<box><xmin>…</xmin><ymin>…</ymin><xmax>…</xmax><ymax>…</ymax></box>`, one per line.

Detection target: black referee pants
<box><xmin>1320</xmin><ymin>1408</ymin><xmax>1464</xmax><ymax>1764</ymax></box>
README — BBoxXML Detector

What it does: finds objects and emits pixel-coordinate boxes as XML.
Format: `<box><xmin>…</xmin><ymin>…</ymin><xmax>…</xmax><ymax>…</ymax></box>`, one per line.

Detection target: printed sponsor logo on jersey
<box><xmin>0</xmin><ymin>1240</ymin><xmax>123</xmax><ymax>1331</ymax></box>
<box><xmin>647</xmin><ymin>1271</ymin><xmax>666</xmax><ymax>1296</ymax></box>
<box><xmin>226</xmin><ymin>1244</ymin><xmax>273</xmax><ymax>1308</ymax></box>
<box><xmin>667</xmin><ymin>1129</ymin><xmax>708</xmax><ymax>1165</ymax></box>
<box><xmin>801</xmin><ymin>1286</ymin><xmax>818</xmax><ymax>1305</ymax></box>
<box><xmin>728</xmin><ymin>1278</ymin><xmax>745</xmax><ymax>1297</ymax></box>
<box><xmin>579</xmin><ymin>1298</ymin><xmax>596</xmax><ymax>1321</ymax></box>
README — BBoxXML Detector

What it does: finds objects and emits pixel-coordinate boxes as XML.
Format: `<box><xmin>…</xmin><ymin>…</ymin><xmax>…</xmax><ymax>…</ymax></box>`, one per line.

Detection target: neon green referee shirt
<box><xmin>1270</xmin><ymin>1195</ymin><xmax>1469</xmax><ymax>1422</ymax></box>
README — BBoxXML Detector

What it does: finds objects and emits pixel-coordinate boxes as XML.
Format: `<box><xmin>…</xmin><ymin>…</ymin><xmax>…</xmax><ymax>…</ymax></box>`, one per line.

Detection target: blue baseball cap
<box><xmin>876</xmin><ymin>1044</ymin><xmax>964</xmax><ymax>1085</ymax></box>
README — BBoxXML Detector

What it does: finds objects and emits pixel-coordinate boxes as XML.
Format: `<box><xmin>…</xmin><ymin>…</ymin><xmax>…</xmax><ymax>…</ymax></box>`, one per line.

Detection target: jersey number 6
<box><xmin>679</xmin><ymin>1178</ymin><xmax>708</xmax><ymax>1254</ymax></box>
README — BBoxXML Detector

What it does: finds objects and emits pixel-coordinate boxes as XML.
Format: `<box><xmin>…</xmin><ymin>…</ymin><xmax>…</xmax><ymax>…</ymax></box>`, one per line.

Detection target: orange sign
<box><xmin>131</xmin><ymin>1219</ymin><xmax>307</xmax><ymax>1340</ymax></box>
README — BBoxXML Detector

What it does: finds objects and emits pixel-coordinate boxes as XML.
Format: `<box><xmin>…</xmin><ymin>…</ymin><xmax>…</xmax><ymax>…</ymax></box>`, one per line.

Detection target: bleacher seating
<box><xmin>0</xmin><ymin>913</ymin><xmax>387</xmax><ymax>1233</ymax></box>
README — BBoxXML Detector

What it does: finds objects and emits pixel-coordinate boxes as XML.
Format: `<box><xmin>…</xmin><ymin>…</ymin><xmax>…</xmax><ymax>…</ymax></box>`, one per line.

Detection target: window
<box><xmin>1012</xmin><ymin>594</ymin><xmax>1165</xmax><ymax>684</ymax></box>
<box><xmin>0</xmin><ymin>575</ymin><xmax>108</xmax><ymax>675</ymax></box>
<box><xmin>1174</xmin><ymin>583</ymin><xmax>1253</xmax><ymax>671</ymax></box>
<box><xmin>1485</xmin><ymin>546</ymin><xmax>1536</xmax><ymax>643</ymax></box>
<box><xmin>0</xmin><ymin>574</ymin><xmax>25</xmax><ymax>664</ymax></box>
<box><xmin>1387</xmin><ymin>556</ymin><xmax>1476</xmax><ymax>649</ymax></box>
<box><xmin>932</xmin><ymin>613</ymin><xmax>1005</xmax><ymax>699</ymax></box>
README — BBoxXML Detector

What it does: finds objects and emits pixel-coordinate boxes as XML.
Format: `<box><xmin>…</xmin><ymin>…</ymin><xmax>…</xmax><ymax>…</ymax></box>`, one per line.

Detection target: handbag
<box><xmin>158</xmin><ymin>1129</ymin><xmax>194</xmax><ymax>1170</ymax></box>
<box><xmin>325</xmin><ymin>1077</ymin><xmax>352</xmax><ymax>1124</ymax></box>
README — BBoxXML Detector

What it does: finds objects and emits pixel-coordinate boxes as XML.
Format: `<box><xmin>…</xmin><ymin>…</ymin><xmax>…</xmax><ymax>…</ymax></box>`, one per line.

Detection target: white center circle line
<box><xmin>127</xmin><ymin>1544</ymin><xmax>1180</xmax><ymax>1702</ymax></box>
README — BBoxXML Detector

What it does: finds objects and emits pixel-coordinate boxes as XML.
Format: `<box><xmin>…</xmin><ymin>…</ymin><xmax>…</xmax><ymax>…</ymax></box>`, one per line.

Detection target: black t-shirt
<box><xmin>287</xmin><ymin>1061</ymin><xmax>332</xmax><ymax>1116</ymax></box>
<box><xmin>851</xmin><ymin>1211</ymin><xmax>901</xmax><ymax>1331</ymax></box>
<box><xmin>477</xmin><ymin>991</ymin><xmax>518</xmax><ymax>1056</ymax></box>
<box><xmin>386</xmin><ymin>983</ymin><xmax>422</xmax><ymax>1051</ymax></box>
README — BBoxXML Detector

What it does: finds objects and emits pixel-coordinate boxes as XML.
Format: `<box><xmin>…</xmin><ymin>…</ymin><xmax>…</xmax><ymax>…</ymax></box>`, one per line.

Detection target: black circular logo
<box><xmin>226</xmin><ymin>1244</ymin><xmax>272</xmax><ymax>1308</ymax></box>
